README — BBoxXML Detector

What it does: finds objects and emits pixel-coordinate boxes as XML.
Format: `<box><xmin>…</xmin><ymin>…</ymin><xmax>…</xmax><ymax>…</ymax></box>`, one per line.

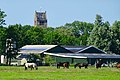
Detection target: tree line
<box><xmin>0</xmin><ymin>9</ymin><xmax>120</xmax><ymax>57</ymax></box>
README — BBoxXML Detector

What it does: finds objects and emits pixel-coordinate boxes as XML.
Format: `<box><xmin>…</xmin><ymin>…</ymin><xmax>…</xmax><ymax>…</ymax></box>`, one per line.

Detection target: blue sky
<box><xmin>0</xmin><ymin>0</ymin><xmax>120</xmax><ymax>27</ymax></box>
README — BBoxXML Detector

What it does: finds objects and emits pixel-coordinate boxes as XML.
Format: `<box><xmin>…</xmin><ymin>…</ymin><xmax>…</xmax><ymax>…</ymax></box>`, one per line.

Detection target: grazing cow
<box><xmin>96</xmin><ymin>62</ymin><xmax>102</xmax><ymax>69</ymax></box>
<box><xmin>25</xmin><ymin>63</ymin><xmax>38</xmax><ymax>70</ymax></box>
<box><xmin>57</xmin><ymin>62</ymin><xmax>69</xmax><ymax>69</ymax></box>
<box><xmin>74</xmin><ymin>63</ymin><xmax>88</xmax><ymax>69</ymax></box>
<box><xmin>116</xmin><ymin>63</ymin><xmax>120</xmax><ymax>68</ymax></box>
<box><xmin>95</xmin><ymin>59</ymin><xmax>103</xmax><ymax>69</ymax></box>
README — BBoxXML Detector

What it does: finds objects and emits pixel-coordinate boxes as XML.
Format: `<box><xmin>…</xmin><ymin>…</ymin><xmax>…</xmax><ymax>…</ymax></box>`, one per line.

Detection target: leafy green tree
<box><xmin>24</xmin><ymin>27</ymin><xmax>44</xmax><ymax>45</ymax></box>
<box><xmin>6</xmin><ymin>24</ymin><xmax>25</xmax><ymax>65</ymax></box>
<box><xmin>88</xmin><ymin>15</ymin><xmax>103</xmax><ymax>46</ymax></box>
<box><xmin>87</xmin><ymin>14</ymin><xmax>111</xmax><ymax>53</ymax></box>
<box><xmin>28</xmin><ymin>54</ymin><xmax>41</xmax><ymax>63</ymax></box>
<box><xmin>98</xmin><ymin>21</ymin><xmax>111</xmax><ymax>52</ymax></box>
<box><xmin>43</xmin><ymin>27</ymin><xmax>54</xmax><ymax>34</ymax></box>
<box><xmin>7</xmin><ymin>24</ymin><xmax>23</xmax><ymax>48</ymax></box>
<box><xmin>110</xmin><ymin>21</ymin><xmax>120</xmax><ymax>54</ymax></box>
<box><xmin>42</xmin><ymin>27</ymin><xmax>55</xmax><ymax>44</ymax></box>
<box><xmin>55</xmin><ymin>26</ymin><xmax>73</xmax><ymax>36</ymax></box>
<box><xmin>0</xmin><ymin>27</ymin><xmax>7</xmax><ymax>55</ymax></box>
<box><xmin>20</xmin><ymin>25</ymin><xmax>32</xmax><ymax>46</ymax></box>
<box><xmin>44</xmin><ymin>55</ymin><xmax>56</xmax><ymax>66</ymax></box>
<box><xmin>0</xmin><ymin>9</ymin><xmax>7</xmax><ymax>56</ymax></box>
<box><xmin>5</xmin><ymin>38</ymin><xmax>18</xmax><ymax>65</ymax></box>
<box><xmin>0</xmin><ymin>9</ymin><xmax>7</xmax><ymax>27</ymax></box>
<box><xmin>94</xmin><ymin>14</ymin><xmax>103</xmax><ymax>27</ymax></box>
<box><xmin>65</xmin><ymin>21</ymin><xmax>94</xmax><ymax>45</ymax></box>
<box><xmin>43</xmin><ymin>31</ymin><xmax>62</xmax><ymax>45</ymax></box>
<box><xmin>65</xmin><ymin>21</ymin><xmax>93</xmax><ymax>37</ymax></box>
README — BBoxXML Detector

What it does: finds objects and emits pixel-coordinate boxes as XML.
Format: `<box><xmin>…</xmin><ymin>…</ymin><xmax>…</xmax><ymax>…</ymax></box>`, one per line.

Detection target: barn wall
<box><xmin>104</xmin><ymin>58</ymin><xmax>120</xmax><ymax>63</ymax></box>
<box><xmin>88</xmin><ymin>58</ymin><xmax>120</xmax><ymax>65</ymax></box>
<box><xmin>88</xmin><ymin>58</ymin><xmax>111</xmax><ymax>65</ymax></box>
<box><xmin>53</xmin><ymin>56</ymin><xmax>88</xmax><ymax>64</ymax></box>
<box><xmin>55</xmin><ymin>57</ymin><xmax>72</xmax><ymax>63</ymax></box>
<box><xmin>88</xmin><ymin>59</ymin><xmax>94</xmax><ymax>65</ymax></box>
<box><xmin>73</xmin><ymin>58</ymin><xmax>88</xmax><ymax>64</ymax></box>
<box><xmin>51</xmin><ymin>56</ymin><xmax>120</xmax><ymax>65</ymax></box>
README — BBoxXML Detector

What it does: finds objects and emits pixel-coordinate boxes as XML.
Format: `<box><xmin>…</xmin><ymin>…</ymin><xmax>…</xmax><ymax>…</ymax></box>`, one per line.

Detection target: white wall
<box><xmin>1</xmin><ymin>55</ymin><xmax>4</xmax><ymax>63</ymax></box>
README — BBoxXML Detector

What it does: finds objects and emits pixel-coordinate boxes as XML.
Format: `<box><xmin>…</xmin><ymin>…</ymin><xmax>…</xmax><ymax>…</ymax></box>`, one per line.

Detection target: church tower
<box><xmin>34</xmin><ymin>11</ymin><xmax>47</xmax><ymax>28</ymax></box>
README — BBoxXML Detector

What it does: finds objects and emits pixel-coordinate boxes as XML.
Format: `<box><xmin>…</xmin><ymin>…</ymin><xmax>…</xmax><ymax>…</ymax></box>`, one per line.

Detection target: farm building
<box><xmin>18</xmin><ymin>45</ymin><xmax>120</xmax><ymax>65</ymax></box>
<box><xmin>44</xmin><ymin>46</ymin><xmax>120</xmax><ymax>65</ymax></box>
<box><xmin>18</xmin><ymin>45</ymin><xmax>72</xmax><ymax>65</ymax></box>
<box><xmin>18</xmin><ymin>45</ymin><xmax>72</xmax><ymax>54</ymax></box>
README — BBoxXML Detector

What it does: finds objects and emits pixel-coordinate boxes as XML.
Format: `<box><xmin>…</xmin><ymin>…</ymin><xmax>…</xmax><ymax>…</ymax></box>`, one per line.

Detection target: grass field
<box><xmin>0</xmin><ymin>66</ymin><xmax>120</xmax><ymax>80</ymax></box>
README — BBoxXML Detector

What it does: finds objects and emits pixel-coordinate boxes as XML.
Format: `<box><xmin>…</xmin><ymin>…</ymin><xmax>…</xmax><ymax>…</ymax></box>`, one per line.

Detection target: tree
<box><xmin>6</xmin><ymin>38</ymin><xmax>17</xmax><ymax>65</ymax></box>
<box><xmin>7</xmin><ymin>24</ymin><xmax>23</xmax><ymax>48</ymax></box>
<box><xmin>110</xmin><ymin>21</ymin><xmax>120</xmax><ymax>54</ymax></box>
<box><xmin>0</xmin><ymin>9</ymin><xmax>7</xmax><ymax>57</ymax></box>
<box><xmin>51</xmin><ymin>21</ymin><xmax>93</xmax><ymax>46</ymax></box>
<box><xmin>53</xmin><ymin>26</ymin><xmax>78</xmax><ymax>45</ymax></box>
<box><xmin>6</xmin><ymin>24</ymin><xmax>24</xmax><ymax>65</ymax></box>
<box><xmin>88</xmin><ymin>15</ymin><xmax>103</xmax><ymax>46</ymax></box>
<box><xmin>24</xmin><ymin>27</ymin><xmax>44</xmax><ymax>45</ymax></box>
<box><xmin>43</xmin><ymin>31</ymin><xmax>62</xmax><ymax>45</ymax></box>
<box><xmin>44</xmin><ymin>55</ymin><xmax>56</xmax><ymax>66</ymax></box>
<box><xmin>65</xmin><ymin>21</ymin><xmax>93</xmax><ymax>38</ymax></box>
<box><xmin>87</xmin><ymin>14</ymin><xmax>111</xmax><ymax>53</ymax></box>
<box><xmin>28</xmin><ymin>54</ymin><xmax>41</xmax><ymax>63</ymax></box>
<box><xmin>19</xmin><ymin>25</ymin><xmax>32</xmax><ymax>47</ymax></box>
<box><xmin>97</xmin><ymin>21</ymin><xmax>111</xmax><ymax>52</ymax></box>
<box><xmin>94</xmin><ymin>14</ymin><xmax>103</xmax><ymax>27</ymax></box>
<box><xmin>0</xmin><ymin>27</ymin><xmax>7</xmax><ymax>55</ymax></box>
<box><xmin>0</xmin><ymin>9</ymin><xmax>7</xmax><ymax>27</ymax></box>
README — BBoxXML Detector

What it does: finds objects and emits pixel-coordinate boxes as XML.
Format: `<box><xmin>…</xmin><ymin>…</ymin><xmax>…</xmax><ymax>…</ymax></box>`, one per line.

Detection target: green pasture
<box><xmin>0</xmin><ymin>66</ymin><xmax>120</xmax><ymax>80</ymax></box>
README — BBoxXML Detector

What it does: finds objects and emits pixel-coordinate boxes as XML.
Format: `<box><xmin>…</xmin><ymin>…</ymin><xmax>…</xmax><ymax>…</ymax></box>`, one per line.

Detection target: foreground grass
<box><xmin>0</xmin><ymin>66</ymin><xmax>120</xmax><ymax>80</ymax></box>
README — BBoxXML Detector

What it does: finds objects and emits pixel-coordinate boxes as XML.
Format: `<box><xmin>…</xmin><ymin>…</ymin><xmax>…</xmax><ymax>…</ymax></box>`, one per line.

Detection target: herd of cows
<box><xmin>24</xmin><ymin>61</ymin><xmax>120</xmax><ymax>70</ymax></box>
<box><xmin>57</xmin><ymin>62</ymin><xmax>104</xmax><ymax>69</ymax></box>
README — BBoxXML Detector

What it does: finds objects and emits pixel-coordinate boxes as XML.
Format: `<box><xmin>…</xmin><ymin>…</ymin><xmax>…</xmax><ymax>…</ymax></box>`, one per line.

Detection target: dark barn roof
<box><xmin>44</xmin><ymin>46</ymin><xmax>120</xmax><ymax>59</ymax></box>
<box><xmin>19</xmin><ymin>45</ymin><xmax>72</xmax><ymax>54</ymax></box>
<box><xmin>77</xmin><ymin>46</ymin><xmax>106</xmax><ymax>54</ymax></box>
<box><xmin>46</xmin><ymin>45</ymin><xmax>72</xmax><ymax>53</ymax></box>
<box><xmin>63</xmin><ymin>46</ymin><xmax>88</xmax><ymax>53</ymax></box>
<box><xmin>19</xmin><ymin>45</ymin><xmax>57</xmax><ymax>54</ymax></box>
<box><xmin>44</xmin><ymin>52</ymin><xmax>120</xmax><ymax>59</ymax></box>
<box><xmin>18</xmin><ymin>45</ymin><xmax>120</xmax><ymax>59</ymax></box>
<box><xmin>63</xmin><ymin>46</ymin><xmax>105</xmax><ymax>54</ymax></box>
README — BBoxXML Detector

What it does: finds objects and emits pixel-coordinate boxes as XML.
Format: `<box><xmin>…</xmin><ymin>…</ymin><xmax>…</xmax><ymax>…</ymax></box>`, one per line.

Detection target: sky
<box><xmin>0</xmin><ymin>0</ymin><xmax>120</xmax><ymax>27</ymax></box>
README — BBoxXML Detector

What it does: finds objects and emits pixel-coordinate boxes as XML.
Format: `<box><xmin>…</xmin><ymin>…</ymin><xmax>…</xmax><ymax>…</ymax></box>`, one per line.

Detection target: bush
<box><xmin>0</xmin><ymin>63</ymin><xmax>8</xmax><ymax>66</ymax></box>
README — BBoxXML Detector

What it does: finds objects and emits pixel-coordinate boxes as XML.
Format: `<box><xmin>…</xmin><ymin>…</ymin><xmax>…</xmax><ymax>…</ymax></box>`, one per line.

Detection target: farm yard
<box><xmin>0</xmin><ymin>1</ymin><xmax>120</xmax><ymax>80</ymax></box>
<box><xmin>1</xmin><ymin>45</ymin><xmax>120</xmax><ymax>80</ymax></box>
<box><xmin>0</xmin><ymin>66</ymin><xmax>120</xmax><ymax>80</ymax></box>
